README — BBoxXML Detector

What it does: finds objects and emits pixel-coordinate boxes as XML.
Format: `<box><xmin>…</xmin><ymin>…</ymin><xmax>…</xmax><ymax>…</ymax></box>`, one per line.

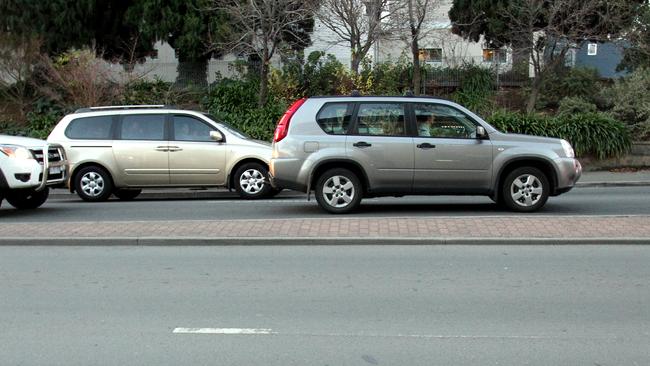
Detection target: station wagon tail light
<box><xmin>274</xmin><ymin>98</ymin><xmax>306</xmax><ymax>143</ymax></box>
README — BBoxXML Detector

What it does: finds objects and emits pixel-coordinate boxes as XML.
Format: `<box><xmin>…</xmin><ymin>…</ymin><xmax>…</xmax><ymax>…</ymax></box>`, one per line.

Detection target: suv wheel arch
<box><xmin>494</xmin><ymin>158</ymin><xmax>558</xmax><ymax>202</ymax></box>
<box><xmin>310</xmin><ymin>159</ymin><xmax>370</xmax><ymax>195</ymax></box>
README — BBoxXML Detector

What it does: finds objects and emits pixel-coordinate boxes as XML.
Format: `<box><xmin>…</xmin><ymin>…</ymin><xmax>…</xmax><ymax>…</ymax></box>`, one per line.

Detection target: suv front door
<box><xmin>346</xmin><ymin>102</ymin><xmax>414</xmax><ymax>193</ymax></box>
<box><xmin>168</xmin><ymin>115</ymin><xmax>227</xmax><ymax>185</ymax></box>
<box><xmin>112</xmin><ymin>114</ymin><xmax>170</xmax><ymax>186</ymax></box>
<box><xmin>412</xmin><ymin>103</ymin><xmax>493</xmax><ymax>193</ymax></box>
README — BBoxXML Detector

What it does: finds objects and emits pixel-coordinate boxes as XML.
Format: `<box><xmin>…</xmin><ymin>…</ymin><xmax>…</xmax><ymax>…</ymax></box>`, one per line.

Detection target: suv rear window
<box><xmin>316</xmin><ymin>103</ymin><xmax>353</xmax><ymax>135</ymax></box>
<box><xmin>65</xmin><ymin>116</ymin><xmax>113</xmax><ymax>139</ymax></box>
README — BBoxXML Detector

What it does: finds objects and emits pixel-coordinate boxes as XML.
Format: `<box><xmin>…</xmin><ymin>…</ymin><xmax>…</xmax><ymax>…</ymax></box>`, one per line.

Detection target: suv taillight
<box><xmin>273</xmin><ymin>98</ymin><xmax>306</xmax><ymax>143</ymax></box>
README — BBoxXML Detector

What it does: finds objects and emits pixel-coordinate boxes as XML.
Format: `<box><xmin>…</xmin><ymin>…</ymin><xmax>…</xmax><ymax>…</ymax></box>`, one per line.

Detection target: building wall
<box><xmin>574</xmin><ymin>42</ymin><xmax>627</xmax><ymax>78</ymax></box>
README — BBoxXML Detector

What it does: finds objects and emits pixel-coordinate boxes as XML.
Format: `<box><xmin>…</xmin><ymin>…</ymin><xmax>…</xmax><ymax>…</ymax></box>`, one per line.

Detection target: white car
<box><xmin>0</xmin><ymin>134</ymin><xmax>67</xmax><ymax>209</ymax></box>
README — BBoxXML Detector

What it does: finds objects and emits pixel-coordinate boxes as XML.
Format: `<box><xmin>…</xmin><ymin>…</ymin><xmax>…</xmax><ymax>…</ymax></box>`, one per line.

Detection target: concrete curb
<box><xmin>576</xmin><ymin>181</ymin><xmax>650</xmax><ymax>188</ymax></box>
<box><xmin>2</xmin><ymin>236</ymin><xmax>649</xmax><ymax>246</ymax></box>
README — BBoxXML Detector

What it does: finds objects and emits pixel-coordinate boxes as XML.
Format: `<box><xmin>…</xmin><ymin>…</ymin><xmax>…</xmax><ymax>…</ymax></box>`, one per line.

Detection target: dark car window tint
<box><xmin>414</xmin><ymin>104</ymin><xmax>477</xmax><ymax>139</ymax></box>
<box><xmin>173</xmin><ymin>116</ymin><xmax>213</xmax><ymax>142</ymax></box>
<box><xmin>356</xmin><ymin>103</ymin><xmax>406</xmax><ymax>136</ymax></box>
<box><xmin>65</xmin><ymin>116</ymin><xmax>113</xmax><ymax>139</ymax></box>
<box><xmin>120</xmin><ymin>115</ymin><xmax>166</xmax><ymax>140</ymax></box>
<box><xmin>317</xmin><ymin>103</ymin><xmax>352</xmax><ymax>135</ymax></box>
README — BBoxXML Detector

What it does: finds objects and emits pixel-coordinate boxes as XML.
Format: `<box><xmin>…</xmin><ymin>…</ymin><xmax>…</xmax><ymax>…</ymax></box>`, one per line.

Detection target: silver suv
<box><xmin>48</xmin><ymin>105</ymin><xmax>277</xmax><ymax>201</ymax></box>
<box><xmin>270</xmin><ymin>96</ymin><xmax>582</xmax><ymax>213</ymax></box>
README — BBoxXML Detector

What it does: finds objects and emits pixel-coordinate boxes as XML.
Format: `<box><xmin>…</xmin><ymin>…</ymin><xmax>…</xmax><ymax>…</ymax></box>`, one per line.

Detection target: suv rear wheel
<box><xmin>315</xmin><ymin>168</ymin><xmax>362</xmax><ymax>214</ymax></box>
<box><xmin>234</xmin><ymin>162</ymin><xmax>272</xmax><ymax>199</ymax></box>
<box><xmin>75</xmin><ymin>166</ymin><xmax>113</xmax><ymax>202</ymax></box>
<box><xmin>5</xmin><ymin>188</ymin><xmax>49</xmax><ymax>209</ymax></box>
<box><xmin>502</xmin><ymin>167</ymin><xmax>549</xmax><ymax>212</ymax></box>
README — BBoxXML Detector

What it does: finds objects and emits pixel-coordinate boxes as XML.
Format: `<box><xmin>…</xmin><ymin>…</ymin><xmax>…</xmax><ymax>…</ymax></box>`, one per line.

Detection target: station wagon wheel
<box><xmin>315</xmin><ymin>168</ymin><xmax>362</xmax><ymax>214</ymax></box>
<box><xmin>234</xmin><ymin>162</ymin><xmax>272</xmax><ymax>200</ymax></box>
<box><xmin>75</xmin><ymin>166</ymin><xmax>113</xmax><ymax>202</ymax></box>
<box><xmin>502</xmin><ymin>167</ymin><xmax>549</xmax><ymax>212</ymax></box>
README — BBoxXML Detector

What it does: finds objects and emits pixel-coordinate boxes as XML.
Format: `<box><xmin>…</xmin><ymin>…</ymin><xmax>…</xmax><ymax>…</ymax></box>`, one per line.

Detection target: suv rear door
<box><xmin>411</xmin><ymin>103</ymin><xmax>493</xmax><ymax>193</ymax></box>
<box><xmin>112</xmin><ymin>113</ymin><xmax>170</xmax><ymax>186</ymax></box>
<box><xmin>346</xmin><ymin>102</ymin><xmax>414</xmax><ymax>193</ymax></box>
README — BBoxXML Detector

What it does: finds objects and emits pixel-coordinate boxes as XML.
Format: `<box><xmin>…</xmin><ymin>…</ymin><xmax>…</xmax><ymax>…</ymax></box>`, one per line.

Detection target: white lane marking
<box><xmin>171</xmin><ymin>328</ymin><xmax>629</xmax><ymax>340</ymax></box>
<box><xmin>173</xmin><ymin>328</ymin><xmax>276</xmax><ymax>334</ymax></box>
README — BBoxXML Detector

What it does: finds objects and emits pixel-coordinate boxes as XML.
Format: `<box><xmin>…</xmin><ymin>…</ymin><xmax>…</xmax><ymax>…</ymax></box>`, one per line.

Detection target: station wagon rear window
<box><xmin>65</xmin><ymin>116</ymin><xmax>113</xmax><ymax>139</ymax></box>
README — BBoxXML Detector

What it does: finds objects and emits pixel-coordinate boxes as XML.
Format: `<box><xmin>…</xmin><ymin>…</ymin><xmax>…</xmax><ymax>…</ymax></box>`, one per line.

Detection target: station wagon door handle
<box><xmin>353</xmin><ymin>141</ymin><xmax>372</xmax><ymax>148</ymax></box>
<box><xmin>416</xmin><ymin>143</ymin><xmax>436</xmax><ymax>149</ymax></box>
<box><xmin>155</xmin><ymin>146</ymin><xmax>169</xmax><ymax>152</ymax></box>
<box><xmin>167</xmin><ymin>146</ymin><xmax>183</xmax><ymax>152</ymax></box>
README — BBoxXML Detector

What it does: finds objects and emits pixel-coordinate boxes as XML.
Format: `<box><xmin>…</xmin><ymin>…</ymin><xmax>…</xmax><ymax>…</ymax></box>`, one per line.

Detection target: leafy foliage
<box><xmin>202</xmin><ymin>79</ymin><xmax>286</xmax><ymax>141</ymax></box>
<box><xmin>556</xmin><ymin>97</ymin><xmax>598</xmax><ymax>118</ymax></box>
<box><xmin>602</xmin><ymin>68</ymin><xmax>650</xmax><ymax>140</ymax></box>
<box><xmin>488</xmin><ymin>111</ymin><xmax>631</xmax><ymax>159</ymax></box>
<box><xmin>537</xmin><ymin>67</ymin><xmax>602</xmax><ymax>109</ymax></box>
<box><xmin>452</xmin><ymin>64</ymin><xmax>495</xmax><ymax>116</ymax></box>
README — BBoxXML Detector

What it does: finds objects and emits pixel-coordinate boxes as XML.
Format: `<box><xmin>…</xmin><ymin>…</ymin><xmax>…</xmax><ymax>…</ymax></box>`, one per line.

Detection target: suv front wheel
<box><xmin>502</xmin><ymin>167</ymin><xmax>550</xmax><ymax>212</ymax></box>
<box><xmin>315</xmin><ymin>168</ymin><xmax>362</xmax><ymax>214</ymax></box>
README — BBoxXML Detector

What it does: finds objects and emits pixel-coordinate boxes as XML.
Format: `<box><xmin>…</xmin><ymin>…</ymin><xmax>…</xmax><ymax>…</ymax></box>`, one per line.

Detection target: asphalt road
<box><xmin>0</xmin><ymin>245</ymin><xmax>648</xmax><ymax>366</ymax></box>
<box><xmin>1</xmin><ymin>186</ymin><xmax>650</xmax><ymax>222</ymax></box>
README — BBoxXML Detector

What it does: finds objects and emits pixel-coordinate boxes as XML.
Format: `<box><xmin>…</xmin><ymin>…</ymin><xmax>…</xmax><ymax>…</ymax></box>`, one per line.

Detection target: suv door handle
<box><xmin>168</xmin><ymin>146</ymin><xmax>183</xmax><ymax>152</ymax></box>
<box><xmin>417</xmin><ymin>143</ymin><xmax>436</xmax><ymax>149</ymax></box>
<box><xmin>155</xmin><ymin>146</ymin><xmax>169</xmax><ymax>152</ymax></box>
<box><xmin>353</xmin><ymin>141</ymin><xmax>372</xmax><ymax>148</ymax></box>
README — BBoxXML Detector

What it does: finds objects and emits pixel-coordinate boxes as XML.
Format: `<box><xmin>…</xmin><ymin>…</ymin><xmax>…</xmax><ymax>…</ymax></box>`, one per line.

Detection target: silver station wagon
<box><xmin>270</xmin><ymin>95</ymin><xmax>582</xmax><ymax>214</ymax></box>
<box><xmin>48</xmin><ymin>105</ymin><xmax>278</xmax><ymax>201</ymax></box>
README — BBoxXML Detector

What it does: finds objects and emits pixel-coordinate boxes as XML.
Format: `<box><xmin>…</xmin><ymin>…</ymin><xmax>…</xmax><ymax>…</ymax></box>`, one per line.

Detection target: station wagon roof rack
<box><xmin>74</xmin><ymin>105</ymin><xmax>175</xmax><ymax>113</ymax></box>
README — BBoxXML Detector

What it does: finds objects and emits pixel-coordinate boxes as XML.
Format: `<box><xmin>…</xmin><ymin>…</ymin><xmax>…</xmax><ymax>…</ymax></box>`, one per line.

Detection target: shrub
<box><xmin>556</xmin><ymin>97</ymin><xmax>598</xmax><ymax>118</ymax></box>
<box><xmin>120</xmin><ymin>78</ymin><xmax>196</xmax><ymax>106</ymax></box>
<box><xmin>487</xmin><ymin>111</ymin><xmax>631</xmax><ymax>159</ymax></box>
<box><xmin>202</xmin><ymin>78</ymin><xmax>286</xmax><ymax>141</ymax></box>
<box><xmin>0</xmin><ymin>120</ymin><xmax>27</xmax><ymax>136</ymax></box>
<box><xmin>24</xmin><ymin>98</ymin><xmax>64</xmax><ymax>139</ymax></box>
<box><xmin>452</xmin><ymin>64</ymin><xmax>495</xmax><ymax>116</ymax></box>
<box><xmin>537</xmin><ymin>67</ymin><xmax>601</xmax><ymax>109</ymax></box>
<box><xmin>602</xmin><ymin>68</ymin><xmax>650</xmax><ymax>140</ymax></box>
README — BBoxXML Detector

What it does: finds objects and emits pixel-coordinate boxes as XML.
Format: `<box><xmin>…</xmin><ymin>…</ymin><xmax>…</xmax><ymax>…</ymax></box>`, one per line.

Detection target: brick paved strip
<box><xmin>1</xmin><ymin>216</ymin><xmax>649</xmax><ymax>240</ymax></box>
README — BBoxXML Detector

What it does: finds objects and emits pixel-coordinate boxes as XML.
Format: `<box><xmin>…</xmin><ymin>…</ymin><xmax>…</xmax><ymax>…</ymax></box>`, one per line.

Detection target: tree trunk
<box><xmin>175</xmin><ymin>56</ymin><xmax>208</xmax><ymax>88</ymax></box>
<box><xmin>350</xmin><ymin>47</ymin><xmax>361</xmax><ymax>75</ymax></box>
<box><xmin>526</xmin><ymin>75</ymin><xmax>542</xmax><ymax>113</ymax></box>
<box><xmin>411</xmin><ymin>37</ymin><xmax>421</xmax><ymax>95</ymax></box>
<box><xmin>258</xmin><ymin>59</ymin><xmax>269</xmax><ymax>107</ymax></box>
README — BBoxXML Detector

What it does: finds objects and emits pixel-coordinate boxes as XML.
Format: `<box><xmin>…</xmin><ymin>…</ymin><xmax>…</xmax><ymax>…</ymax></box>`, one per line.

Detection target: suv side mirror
<box><xmin>476</xmin><ymin>126</ymin><xmax>488</xmax><ymax>140</ymax></box>
<box><xmin>210</xmin><ymin>130</ymin><xmax>224</xmax><ymax>142</ymax></box>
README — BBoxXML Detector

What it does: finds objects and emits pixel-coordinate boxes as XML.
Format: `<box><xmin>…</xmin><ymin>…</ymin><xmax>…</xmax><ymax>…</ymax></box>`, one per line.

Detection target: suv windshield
<box><xmin>204</xmin><ymin>113</ymin><xmax>250</xmax><ymax>139</ymax></box>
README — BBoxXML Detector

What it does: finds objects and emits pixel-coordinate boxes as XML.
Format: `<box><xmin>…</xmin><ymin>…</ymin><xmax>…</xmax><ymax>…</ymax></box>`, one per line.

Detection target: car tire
<box><xmin>501</xmin><ymin>167</ymin><xmax>549</xmax><ymax>212</ymax></box>
<box><xmin>234</xmin><ymin>162</ymin><xmax>272</xmax><ymax>199</ymax></box>
<box><xmin>5</xmin><ymin>188</ymin><xmax>49</xmax><ymax>209</ymax></box>
<box><xmin>315</xmin><ymin>168</ymin><xmax>362</xmax><ymax>214</ymax></box>
<box><xmin>74</xmin><ymin>166</ymin><xmax>113</xmax><ymax>202</ymax></box>
<box><xmin>113</xmin><ymin>189</ymin><xmax>142</xmax><ymax>201</ymax></box>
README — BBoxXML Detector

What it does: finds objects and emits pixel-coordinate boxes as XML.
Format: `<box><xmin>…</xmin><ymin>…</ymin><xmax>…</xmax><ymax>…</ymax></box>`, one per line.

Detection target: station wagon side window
<box><xmin>414</xmin><ymin>103</ymin><xmax>478</xmax><ymax>139</ymax></box>
<box><xmin>119</xmin><ymin>114</ymin><xmax>166</xmax><ymax>141</ymax></box>
<box><xmin>172</xmin><ymin>115</ymin><xmax>214</xmax><ymax>142</ymax></box>
<box><xmin>316</xmin><ymin>103</ymin><xmax>353</xmax><ymax>135</ymax></box>
<box><xmin>65</xmin><ymin>115</ymin><xmax>114</xmax><ymax>139</ymax></box>
<box><xmin>355</xmin><ymin>103</ymin><xmax>406</xmax><ymax>137</ymax></box>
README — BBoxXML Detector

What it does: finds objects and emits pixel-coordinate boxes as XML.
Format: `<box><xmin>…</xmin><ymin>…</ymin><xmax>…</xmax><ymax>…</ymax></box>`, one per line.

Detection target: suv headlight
<box><xmin>561</xmin><ymin>139</ymin><xmax>575</xmax><ymax>158</ymax></box>
<box><xmin>0</xmin><ymin>145</ymin><xmax>35</xmax><ymax>160</ymax></box>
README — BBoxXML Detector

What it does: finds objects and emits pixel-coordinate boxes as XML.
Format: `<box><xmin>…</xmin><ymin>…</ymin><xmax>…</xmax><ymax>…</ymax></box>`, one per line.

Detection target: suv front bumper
<box><xmin>553</xmin><ymin>157</ymin><xmax>582</xmax><ymax>195</ymax></box>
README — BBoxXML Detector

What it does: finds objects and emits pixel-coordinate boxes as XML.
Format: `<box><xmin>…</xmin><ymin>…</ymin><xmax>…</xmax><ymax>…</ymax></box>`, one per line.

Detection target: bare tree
<box><xmin>0</xmin><ymin>34</ymin><xmax>41</xmax><ymax>121</ymax></box>
<box><xmin>317</xmin><ymin>0</ymin><xmax>399</xmax><ymax>74</ymax></box>
<box><xmin>211</xmin><ymin>0</ymin><xmax>318</xmax><ymax>106</ymax></box>
<box><xmin>501</xmin><ymin>0</ymin><xmax>638</xmax><ymax>112</ymax></box>
<box><xmin>391</xmin><ymin>0</ymin><xmax>442</xmax><ymax>94</ymax></box>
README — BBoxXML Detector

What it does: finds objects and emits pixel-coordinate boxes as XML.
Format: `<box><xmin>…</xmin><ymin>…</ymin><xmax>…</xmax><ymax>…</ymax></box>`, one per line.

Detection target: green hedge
<box><xmin>488</xmin><ymin>111</ymin><xmax>631</xmax><ymax>159</ymax></box>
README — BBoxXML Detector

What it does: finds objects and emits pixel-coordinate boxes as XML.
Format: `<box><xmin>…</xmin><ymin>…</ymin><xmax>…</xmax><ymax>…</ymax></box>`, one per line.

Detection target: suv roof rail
<box><xmin>74</xmin><ymin>105</ymin><xmax>173</xmax><ymax>113</ymax></box>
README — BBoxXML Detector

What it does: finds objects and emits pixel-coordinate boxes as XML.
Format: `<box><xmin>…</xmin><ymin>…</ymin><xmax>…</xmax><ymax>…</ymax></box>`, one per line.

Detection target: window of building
<box><xmin>483</xmin><ymin>49</ymin><xmax>507</xmax><ymax>63</ymax></box>
<box><xmin>587</xmin><ymin>43</ymin><xmax>598</xmax><ymax>56</ymax></box>
<box><xmin>419</xmin><ymin>48</ymin><xmax>443</xmax><ymax>63</ymax></box>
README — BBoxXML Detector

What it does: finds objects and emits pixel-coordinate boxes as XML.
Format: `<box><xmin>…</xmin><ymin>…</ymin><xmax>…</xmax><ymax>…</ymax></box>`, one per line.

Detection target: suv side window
<box><xmin>119</xmin><ymin>114</ymin><xmax>166</xmax><ymax>140</ymax></box>
<box><xmin>355</xmin><ymin>103</ymin><xmax>406</xmax><ymax>136</ymax></box>
<box><xmin>316</xmin><ymin>103</ymin><xmax>353</xmax><ymax>135</ymax></box>
<box><xmin>172</xmin><ymin>115</ymin><xmax>214</xmax><ymax>142</ymax></box>
<box><xmin>414</xmin><ymin>103</ymin><xmax>478</xmax><ymax>139</ymax></box>
<box><xmin>65</xmin><ymin>116</ymin><xmax>114</xmax><ymax>139</ymax></box>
